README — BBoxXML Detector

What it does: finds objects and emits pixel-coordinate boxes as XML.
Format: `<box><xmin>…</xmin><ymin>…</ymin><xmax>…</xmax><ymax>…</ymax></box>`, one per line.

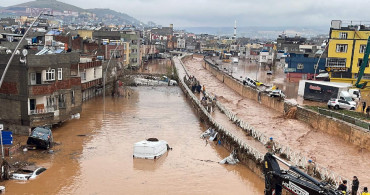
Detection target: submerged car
<box><xmin>27</xmin><ymin>127</ymin><xmax>53</xmax><ymax>150</ymax></box>
<box><xmin>327</xmin><ymin>98</ymin><xmax>355</xmax><ymax>110</ymax></box>
<box><xmin>133</xmin><ymin>138</ymin><xmax>171</xmax><ymax>159</ymax></box>
<box><xmin>11</xmin><ymin>166</ymin><xmax>46</xmax><ymax>181</ymax></box>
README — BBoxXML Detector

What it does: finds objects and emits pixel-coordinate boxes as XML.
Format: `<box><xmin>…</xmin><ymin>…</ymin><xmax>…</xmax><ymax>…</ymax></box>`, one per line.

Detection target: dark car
<box><xmin>27</xmin><ymin>127</ymin><xmax>53</xmax><ymax>149</ymax></box>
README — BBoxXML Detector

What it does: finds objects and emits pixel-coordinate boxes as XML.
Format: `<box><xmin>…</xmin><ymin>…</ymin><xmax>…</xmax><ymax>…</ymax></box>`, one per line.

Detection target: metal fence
<box><xmin>318</xmin><ymin>108</ymin><xmax>370</xmax><ymax>130</ymax></box>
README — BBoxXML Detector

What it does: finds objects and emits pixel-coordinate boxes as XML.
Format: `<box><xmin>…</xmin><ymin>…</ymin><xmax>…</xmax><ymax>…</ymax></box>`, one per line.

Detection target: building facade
<box><xmin>327</xmin><ymin>20</ymin><xmax>370</xmax><ymax>83</ymax></box>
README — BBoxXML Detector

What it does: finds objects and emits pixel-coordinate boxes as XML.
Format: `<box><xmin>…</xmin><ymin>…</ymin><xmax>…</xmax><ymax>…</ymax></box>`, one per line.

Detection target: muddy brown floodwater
<box><xmin>184</xmin><ymin>56</ymin><xmax>370</xmax><ymax>187</ymax></box>
<box><xmin>2</xmin><ymin>86</ymin><xmax>264</xmax><ymax>195</ymax></box>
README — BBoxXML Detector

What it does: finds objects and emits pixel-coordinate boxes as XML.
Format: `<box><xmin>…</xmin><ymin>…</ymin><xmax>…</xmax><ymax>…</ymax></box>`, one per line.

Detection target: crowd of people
<box><xmin>184</xmin><ymin>75</ymin><xmax>216</xmax><ymax>113</ymax></box>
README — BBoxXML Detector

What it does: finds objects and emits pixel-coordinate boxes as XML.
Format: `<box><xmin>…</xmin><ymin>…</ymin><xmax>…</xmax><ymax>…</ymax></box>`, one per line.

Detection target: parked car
<box><xmin>27</xmin><ymin>127</ymin><xmax>53</xmax><ymax>150</ymax></box>
<box><xmin>11</xmin><ymin>166</ymin><xmax>46</xmax><ymax>180</ymax></box>
<box><xmin>269</xmin><ymin>90</ymin><xmax>286</xmax><ymax>98</ymax></box>
<box><xmin>327</xmin><ymin>98</ymin><xmax>355</xmax><ymax>110</ymax></box>
<box><xmin>243</xmin><ymin>77</ymin><xmax>257</xmax><ymax>88</ymax></box>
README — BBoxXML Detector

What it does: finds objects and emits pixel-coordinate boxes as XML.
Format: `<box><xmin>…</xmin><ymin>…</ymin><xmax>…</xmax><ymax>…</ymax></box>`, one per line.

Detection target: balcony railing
<box><xmin>30</xmin><ymin>106</ymin><xmax>55</xmax><ymax>115</ymax></box>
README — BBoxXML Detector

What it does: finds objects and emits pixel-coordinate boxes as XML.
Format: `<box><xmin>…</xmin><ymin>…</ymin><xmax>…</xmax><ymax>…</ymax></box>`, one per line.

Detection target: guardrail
<box><xmin>318</xmin><ymin>108</ymin><xmax>370</xmax><ymax>130</ymax></box>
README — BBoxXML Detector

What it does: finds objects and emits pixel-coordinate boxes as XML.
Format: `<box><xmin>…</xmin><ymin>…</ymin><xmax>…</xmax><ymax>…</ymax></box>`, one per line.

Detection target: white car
<box><xmin>242</xmin><ymin>77</ymin><xmax>257</xmax><ymax>88</ymax></box>
<box><xmin>11</xmin><ymin>166</ymin><xmax>46</xmax><ymax>181</ymax></box>
<box><xmin>327</xmin><ymin>98</ymin><xmax>355</xmax><ymax>110</ymax></box>
<box><xmin>269</xmin><ymin>90</ymin><xmax>286</xmax><ymax>98</ymax></box>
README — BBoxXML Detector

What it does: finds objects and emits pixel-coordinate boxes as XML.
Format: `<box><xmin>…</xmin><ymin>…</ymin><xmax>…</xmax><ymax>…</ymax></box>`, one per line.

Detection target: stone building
<box><xmin>0</xmin><ymin>52</ymin><xmax>82</xmax><ymax>134</ymax></box>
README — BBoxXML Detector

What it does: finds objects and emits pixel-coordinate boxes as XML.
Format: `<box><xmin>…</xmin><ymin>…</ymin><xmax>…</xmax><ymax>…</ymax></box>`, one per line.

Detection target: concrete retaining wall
<box><xmin>203</xmin><ymin>60</ymin><xmax>284</xmax><ymax>113</ymax></box>
<box><xmin>296</xmin><ymin>106</ymin><xmax>370</xmax><ymax>150</ymax></box>
<box><xmin>202</xmin><ymin>59</ymin><xmax>370</xmax><ymax>151</ymax></box>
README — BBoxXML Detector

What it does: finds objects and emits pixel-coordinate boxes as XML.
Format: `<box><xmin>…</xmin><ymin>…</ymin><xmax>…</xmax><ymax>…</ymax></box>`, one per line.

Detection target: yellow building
<box><xmin>77</xmin><ymin>30</ymin><xmax>94</xmax><ymax>40</ymax></box>
<box><xmin>123</xmin><ymin>42</ymin><xmax>130</xmax><ymax>67</ymax></box>
<box><xmin>328</xmin><ymin>20</ymin><xmax>370</xmax><ymax>84</ymax></box>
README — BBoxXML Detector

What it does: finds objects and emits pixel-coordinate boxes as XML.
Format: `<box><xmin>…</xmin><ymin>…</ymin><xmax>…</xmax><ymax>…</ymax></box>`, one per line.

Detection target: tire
<box><xmin>45</xmin><ymin>142</ymin><xmax>50</xmax><ymax>150</ymax></box>
<box><xmin>350</xmin><ymin>107</ymin><xmax>355</xmax><ymax>110</ymax></box>
<box><xmin>334</xmin><ymin>105</ymin><xmax>339</xmax><ymax>110</ymax></box>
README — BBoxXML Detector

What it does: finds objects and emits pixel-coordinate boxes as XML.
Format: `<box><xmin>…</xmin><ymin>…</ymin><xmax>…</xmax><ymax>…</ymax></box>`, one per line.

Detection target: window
<box><xmin>93</xmin><ymin>68</ymin><xmax>96</xmax><ymax>78</ymax></box>
<box><xmin>30</xmin><ymin>72</ymin><xmax>36</xmax><ymax>85</ymax></box>
<box><xmin>360</xmin><ymin>45</ymin><xmax>366</xmax><ymax>53</ymax></box>
<box><xmin>80</xmin><ymin>72</ymin><xmax>86</xmax><ymax>81</ymax></box>
<box><xmin>326</xmin><ymin>58</ymin><xmax>346</xmax><ymax>67</ymax></box>
<box><xmin>262</xmin><ymin>56</ymin><xmax>266</xmax><ymax>59</ymax></box>
<box><xmin>297</xmin><ymin>63</ymin><xmax>304</xmax><ymax>69</ymax></box>
<box><xmin>336</xmin><ymin>44</ymin><xmax>348</xmax><ymax>53</ymax></box>
<box><xmin>57</xmin><ymin>68</ymin><xmax>62</xmax><ymax>80</ymax></box>
<box><xmin>71</xmin><ymin>90</ymin><xmax>75</xmax><ymax>104</ymax></box>
<box><xmin>45</xmin><ymin>69</ymin><xmax>55</xmax><ymax>81</ymax></box>
<box><xmin>339</xmin><ymin>32</ymin><xmax>348</xmax><ymax>39</ymax></box>
<box><xmin>357</xmin><ymin>58</ymin><xmax>369</xmax><ymax>67</ymax></box>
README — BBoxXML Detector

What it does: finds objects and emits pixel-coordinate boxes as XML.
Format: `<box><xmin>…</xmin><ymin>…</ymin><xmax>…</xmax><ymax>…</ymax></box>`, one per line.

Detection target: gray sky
<box><xmin>3</xmin><ymin>0</ymin><xmax>370</xmax><ymax>28</ymax></box>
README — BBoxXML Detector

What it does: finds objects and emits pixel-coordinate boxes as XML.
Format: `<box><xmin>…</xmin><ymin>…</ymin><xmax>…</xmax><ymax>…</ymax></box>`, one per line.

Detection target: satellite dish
<box><xmin>22</xmin><ymin>49</ymin><xmax>28</xmax><ymax>56</ymax></box>
<box><xmin>6</xmin><ymin>49</ymin><xmax>12</xmax><ymax>54</ymax></box>
<box><xmin>15</xmin><ymin>50</ymin><xmax>20</xmax><ymax>55</ymax></box>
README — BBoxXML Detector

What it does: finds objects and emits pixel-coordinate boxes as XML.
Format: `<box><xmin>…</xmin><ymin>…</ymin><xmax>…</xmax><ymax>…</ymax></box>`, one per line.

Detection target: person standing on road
<box><xmin>363</xmin><ymin>102</ymin><xmax>367</xmax><ymax>113</ymax></box>
<box><xmin>265</xmin><ymin>137</ymin><xmax>276</xmax><ymax>153</ymax></box>
<box><xmin>307</xmin><ymin>160</ymin><xmax>316</xmax><ymax>177</ymax></box>
<box><xmin>352</xmin><ymin>176</ymin><xmax>359</xmax><ymax>195</ymax></box>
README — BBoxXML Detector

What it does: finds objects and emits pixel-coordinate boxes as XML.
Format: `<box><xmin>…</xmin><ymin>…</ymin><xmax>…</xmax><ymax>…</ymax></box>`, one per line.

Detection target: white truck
<box><xmin>298</xmin><ymin>80</ymin><xmax>360</xmax><ymax>104</ymax></box>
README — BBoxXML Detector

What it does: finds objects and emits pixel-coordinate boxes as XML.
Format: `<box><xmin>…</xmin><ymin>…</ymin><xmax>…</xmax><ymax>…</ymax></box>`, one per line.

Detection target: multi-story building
<box><xmin>121</xmin><ymin>31</ymin><xmax>141</xmax><ymax>69</ymax></box>
<box><xmin>0</xmin><ymin>52</ymin><xmax>82</xmax><ymax>134</ymax></box>
<box><xmin>327</xmin><ymin>20</ymin><xmax>370</xmax><ymax>83</ymax></box>
<box><xmin>72</xmin><ymin>57</ymin><xmax>103</xmax><ymax>101</ymax></box>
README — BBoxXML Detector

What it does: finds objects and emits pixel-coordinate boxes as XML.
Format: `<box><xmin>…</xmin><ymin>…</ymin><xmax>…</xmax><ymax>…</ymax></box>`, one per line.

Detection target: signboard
<box><xmin>285</xmin><ymin>68</ymin><xmax>296</xmax><ymax>73</ymax></box>
<box><xmin>1</xmin><ymin>131</ymin><xmax>13</xmax><ymax>145</ymax></box>
<box><xmin>326</xmin><ymin>67</ymin><xmax>348</xmax><ymax>72</ymax></box>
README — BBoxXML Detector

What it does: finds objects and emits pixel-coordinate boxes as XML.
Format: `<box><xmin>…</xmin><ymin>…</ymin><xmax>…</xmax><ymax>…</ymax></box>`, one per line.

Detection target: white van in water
<box><xmin>133</xmin><ymin>138</ymin><xmax>170</xmax><ymax>159</ymax></box>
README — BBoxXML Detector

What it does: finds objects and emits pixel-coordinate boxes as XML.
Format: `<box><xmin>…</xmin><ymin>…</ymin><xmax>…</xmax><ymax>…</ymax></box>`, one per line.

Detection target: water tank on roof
<box><xmin>331</xmin><ymin>20</ymin><xmax>342</xmax><ymax>29</ymax></box>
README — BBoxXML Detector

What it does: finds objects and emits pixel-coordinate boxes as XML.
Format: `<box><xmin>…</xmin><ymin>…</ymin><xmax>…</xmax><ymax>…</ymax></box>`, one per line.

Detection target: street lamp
<box><xmin>314</xmin><ymin>40</ymin><xmax>330</xmax><ymax>80</ymax></box>
<box><xmin>0</xmin><ymin>11</ymin><xmax>52</xmax><ymax>89</ymax></box>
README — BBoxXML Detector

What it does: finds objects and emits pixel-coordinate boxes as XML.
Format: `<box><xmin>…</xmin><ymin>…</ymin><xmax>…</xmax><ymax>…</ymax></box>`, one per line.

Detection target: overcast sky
<box><xmin>3</xmin><ymin>0</ymin><xmax>370</xmax><ymax>28</ymax></box>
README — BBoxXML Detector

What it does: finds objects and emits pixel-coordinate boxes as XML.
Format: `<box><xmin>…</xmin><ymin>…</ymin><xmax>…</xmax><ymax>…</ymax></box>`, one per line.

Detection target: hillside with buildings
<box><xmin>1</xmin><ymin>0</ymin><xmax>144</xmax><ymax>27</ymax></box>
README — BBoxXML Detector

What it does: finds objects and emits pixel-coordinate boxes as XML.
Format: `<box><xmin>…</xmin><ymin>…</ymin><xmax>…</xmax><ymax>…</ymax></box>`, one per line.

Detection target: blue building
<box><xmin>285</xmin><ymin>53</ymin><xmax>326</xmax><ymax>80</ymax></box>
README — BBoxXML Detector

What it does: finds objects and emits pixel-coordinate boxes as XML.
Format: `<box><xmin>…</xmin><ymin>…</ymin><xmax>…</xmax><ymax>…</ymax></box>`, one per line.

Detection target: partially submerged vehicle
<box><xmin>133</xmin><ymin>138</ymin><xmax>171</xmax><ymax>159</ymax></box>
<box><xmin>200</xmin><ymin>128</ymin><xmax>218</xmax><ymax>141</ymax></box>
<box><xmin>27</xmin><ymin>127</ymin><xmax>53</xmax><ymax>150</ymax></box>
<box><xmin>11</xmin><ymin>166</ymin><xmax>46</xmax><ymax>181</ymax></box>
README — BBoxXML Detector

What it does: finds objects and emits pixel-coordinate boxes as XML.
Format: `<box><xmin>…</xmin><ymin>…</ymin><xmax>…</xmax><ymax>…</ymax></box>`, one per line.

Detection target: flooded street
<box><xmin>184</xmin><ymin>56</ymin><xmax>370</xmax><ymax>187</ymax></box>
<box><xmin>3</xmin><ymin>87</ymin><xmax>264</xmax><ymax>194</ymax></box>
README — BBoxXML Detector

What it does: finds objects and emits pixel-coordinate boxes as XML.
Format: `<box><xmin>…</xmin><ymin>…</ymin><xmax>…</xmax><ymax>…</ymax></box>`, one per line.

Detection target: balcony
<box><xmin>81</xmin><ymin>78</ymin><xmax>103</xmax><ymax>90</ymax></box>
<box><xmin>30</xmin><ymin>106</ymin><xmax>55</xmax><ymax>115</ymax></box>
